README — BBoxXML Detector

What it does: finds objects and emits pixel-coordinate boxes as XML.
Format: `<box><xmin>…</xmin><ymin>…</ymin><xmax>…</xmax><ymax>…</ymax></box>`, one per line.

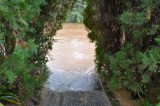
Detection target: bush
<box><xmin>0</xmin><ymin>0</ymin><xmax>74</xmax><ymax>105</ymax></box>
<box><xmin>84</xmin><ymin>0</ymin><xmax>160</xmax><ymax>105</ymax></box>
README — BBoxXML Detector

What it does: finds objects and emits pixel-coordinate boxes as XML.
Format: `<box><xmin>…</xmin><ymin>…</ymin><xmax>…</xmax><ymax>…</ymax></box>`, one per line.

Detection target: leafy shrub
<box><xmin>0</xmin><ymin>0</ymin><xmax>75</xmax><ymax>105</ymax></box>
<box><xmin>84</xmin><ymin>0</ymin><xmax>160</xmax><ymax>105</ymax></box>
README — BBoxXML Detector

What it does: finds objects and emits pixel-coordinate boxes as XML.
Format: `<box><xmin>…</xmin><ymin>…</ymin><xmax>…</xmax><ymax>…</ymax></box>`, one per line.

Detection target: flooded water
<box><xmin>40</xmin><ymin>23</ymin><xmax>111</xmax><ymax>106</ymax></box>
<box><xmin>46</xmin><ymin>23</ymin><xmax>100</xmax><ymax>92</ymax></box>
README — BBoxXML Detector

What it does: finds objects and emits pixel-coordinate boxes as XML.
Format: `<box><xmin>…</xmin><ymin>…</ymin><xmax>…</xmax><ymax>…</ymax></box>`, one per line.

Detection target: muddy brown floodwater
<box><xmin>40</xmin><ymin>23</ymin><xmax>111</xmax><ymax>106</ymax></box>
<box><xmin>47</xmin><ymin>23</ymin><xmax>95</xmax><ymax>72</ymax></box>
<box><xmin>46</xmin><ymin>23</ymin><xmax>99</xmax><ymax>91</ymax></box>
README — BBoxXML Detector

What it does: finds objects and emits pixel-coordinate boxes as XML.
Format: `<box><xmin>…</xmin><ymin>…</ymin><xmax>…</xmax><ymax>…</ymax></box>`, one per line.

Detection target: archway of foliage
<box><xmin>1</xmin><ymin>0</ymin><xmax>160</xmax><ymax>105</ymax></box>
<box><xmin>84</xmin><ymin>0</ymin><xmax>160</xmax><ymax>105</ymax></box>
<box><xmin>0</xmin><ymin>0</ymin><xmax>74</xmax><ymax>105</ymax></box>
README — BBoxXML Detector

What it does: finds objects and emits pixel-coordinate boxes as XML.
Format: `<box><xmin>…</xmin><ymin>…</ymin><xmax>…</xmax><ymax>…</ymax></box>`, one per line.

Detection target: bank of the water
<box><xmin>102</xmin><ymin>81</ymin><xmax>139</xmax><ymax>106</ymax></box>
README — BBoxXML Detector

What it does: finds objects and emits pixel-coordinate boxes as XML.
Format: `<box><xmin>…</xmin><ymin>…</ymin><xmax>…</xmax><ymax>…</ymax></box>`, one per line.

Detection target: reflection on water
<box><xmin>46</xmin><ymin>23</ymin><xmax>100</xmax><ymax>92</ymax></box>
<box><xmin>47</xmin><ymin>67</ymin><xmax>101</xmax><ymax>91</ymax></box>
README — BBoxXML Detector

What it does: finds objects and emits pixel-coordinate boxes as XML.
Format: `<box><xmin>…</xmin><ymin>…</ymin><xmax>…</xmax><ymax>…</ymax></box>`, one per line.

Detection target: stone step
<box><xmin>40</xmin><ymin>90</ymin><xmax>111</xmax><ymax>106</ymax></box>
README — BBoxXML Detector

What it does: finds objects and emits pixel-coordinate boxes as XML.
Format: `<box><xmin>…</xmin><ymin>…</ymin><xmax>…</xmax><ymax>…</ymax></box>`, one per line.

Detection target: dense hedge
<box><xmin>0</xmin><ymin>0</ymin><xmax>74</xmax><ymax>105</ymax></box>
<box><xmin>84</xmin><ymin>0</ymin><xmax>160</xmax><ymax>105</ymax></box>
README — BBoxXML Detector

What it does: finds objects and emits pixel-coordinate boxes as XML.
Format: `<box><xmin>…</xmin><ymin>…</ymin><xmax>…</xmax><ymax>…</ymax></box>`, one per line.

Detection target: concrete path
<box><xmin>41</xmin><ymin>90</ymin><xmax>111</xmax><ymax>106</ymax></box>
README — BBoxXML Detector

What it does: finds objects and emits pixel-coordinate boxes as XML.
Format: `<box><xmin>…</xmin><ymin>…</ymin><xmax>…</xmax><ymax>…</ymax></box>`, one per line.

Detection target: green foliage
<box><xmin>140</xmin><ymin>99</ymin><xmax>153</xmax><ymax>106</ymax></box>
<box><xmin>0</xmin><ymin>0</ymin><xmax>46</xmax><ymax>104</ymax></box>
<box><xmin>0</xmin><ymin>103</ymin><xmax>4</xmax><ymax>106</ymax></box>
<box><xmin>114</xmin><ymin>1</ymin><xmax>160</xmax><ymax>96</ymax></box>
<box><xmin>66</xmin><ymin>0</ymin><xmax>86</xmax><ymax>23</ymax></box>
<box><xmin>0</xmin><ymin>94</ymin><xmax>20</xmax><ymax>105</ymax></box>
<box><xmin>0</xmin><ymin>0</ymin><xmax>75</xmax><ymax>105</ymax></box>
<box><xmin>84</xmin><ymin>0</ymin><xmax>160</xmax><ymax>105</ymax></box>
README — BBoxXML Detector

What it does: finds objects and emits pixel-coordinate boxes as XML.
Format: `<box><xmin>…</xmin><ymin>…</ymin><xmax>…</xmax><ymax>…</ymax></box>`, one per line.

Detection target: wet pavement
<box><xmin>41</xmin><ymin>91</ymin><xmax>111</xmax><ymax>106</ymax></box>
<box><xmin>40</xmin><ymin>23</ymin><xmax>111</xmax><ymax>106</ymax></box>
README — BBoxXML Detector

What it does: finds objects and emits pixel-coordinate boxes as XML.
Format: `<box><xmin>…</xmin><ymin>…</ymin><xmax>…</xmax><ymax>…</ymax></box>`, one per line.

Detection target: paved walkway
<box><xmin>41</xmin><ymin>90</ymin><xmax>112</xmax><ymax>106</ymax></box>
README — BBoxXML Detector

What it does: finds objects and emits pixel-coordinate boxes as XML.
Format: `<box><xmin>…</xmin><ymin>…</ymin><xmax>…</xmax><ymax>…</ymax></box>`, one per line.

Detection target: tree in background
<box><xmin>66</xmin><ymin>0</ymin><xmax>86</xmax><ymax>23</ymax></box>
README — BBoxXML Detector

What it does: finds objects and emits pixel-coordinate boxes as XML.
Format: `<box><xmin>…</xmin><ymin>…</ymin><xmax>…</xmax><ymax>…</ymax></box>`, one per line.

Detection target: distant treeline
<box><xmin>66</xmin><ymin>0</ymin><xmax>86</xmax><ymax>23</ymax></box>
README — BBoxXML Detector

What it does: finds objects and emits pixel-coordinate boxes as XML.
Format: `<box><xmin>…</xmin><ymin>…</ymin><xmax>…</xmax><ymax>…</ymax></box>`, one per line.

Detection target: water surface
<box><xmin>46</xmin><ymin>23</ymin><xmax>100</xmax><ymax>92</ymax></box>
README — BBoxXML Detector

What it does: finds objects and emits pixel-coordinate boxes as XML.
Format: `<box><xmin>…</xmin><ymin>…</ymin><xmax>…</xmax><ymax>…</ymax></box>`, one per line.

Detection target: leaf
<box><xmin>0</xmin><ymin>31</ymin><xmax>4</xmax><ymax>37</ymax></box>
<box><xmin>110</xmin><ymin>76</ymin><xmax>119</xmax><ymax>90</ymax></box>
<box><xmin>157</xmin><ymin>103</ymin><xmax>160</xmax><ymax>106</ymax></box>
<box><xmin>0</xmin><ymin>92</ymin><xmax>20</xmax><ymax>105</ymax></box>
<box><xmin>0</xmin><ymin>96</ymin><xmax>20</xmax><ymax>105</ymax></box>
<box><xmin>0</xmin><ymin>31</ymin><xmax>4</xmax><ymax>44</ymax></box>
<box><xmin>5</xmin><ymin>71</ymin><xmax>16</xmax><ymax>84</ymax></box>
<box><xmin>12</xmin><ymin>18</ymin><xmax>20</xmax><ymax>30</ymax></box>
<box><xmin>130</xmin><ymin>83</ymin><xmax>142</xmax><ymax>93</ymax></box>
<box><xmin>142</xmin><ymin>74</ymin><xmax>150</xmax><ymax>83</ymax></box>
<box><xmin>155</xmin><ymin>37</ymin><xmax>160</xmax><ymax>45</ymax></box>
<box><xmin>134</xmin><ymin>13</ymin><xmax>145</xmax><ymax>26</ymax></box>
<box><xmin>0</xmin><ymin>103</ymin><xmax>4</xmax><ymax>106</ymax></box>
<box><xmin>27</xmin><ymin>40</ymin><xmax>37</xmax><ymax>54</ymax></box>
<box><xmin>0</xmin><ymin>1</ymin><xmax>9</xmax><ymax>13</ymax></box>
<box><xmin>19</xmin><ymin>18</ymin><xmax>28</xmax><ymax>27</ymax></box>
<box><xmin>20</xmin><ymin>0</ymin><xmax>25</xmax><ymax>3</ymax></box>
<box><xmin>119</xmin><ymin>11</ymin><xmax>132</xmax><ymax>25</ymax></box>
<box><xmin>158</xmin><ymin>96</ymin><xmax>160</xmax><ymax>101</ymax></box>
